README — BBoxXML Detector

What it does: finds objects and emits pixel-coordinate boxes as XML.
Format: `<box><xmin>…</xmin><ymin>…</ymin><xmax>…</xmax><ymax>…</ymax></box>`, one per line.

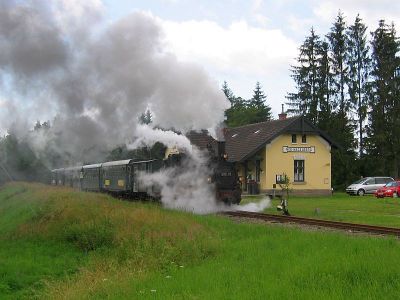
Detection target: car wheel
<box><xmin>357</xmin><ymin>189</ymin><xmax>365</xmax><ymax>196</ymax></box>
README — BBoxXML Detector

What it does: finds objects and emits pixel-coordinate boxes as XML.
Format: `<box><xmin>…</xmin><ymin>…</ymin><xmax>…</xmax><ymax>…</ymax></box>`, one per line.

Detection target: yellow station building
<box><xmin>185</xmin><ymin>114</ymin><xmax>337</xmax><ymax>196</ymax></box>
<box><xmin>224</xmin><ymin>114</ymin><xmax>337</xmax><ymax>196</ymax></box>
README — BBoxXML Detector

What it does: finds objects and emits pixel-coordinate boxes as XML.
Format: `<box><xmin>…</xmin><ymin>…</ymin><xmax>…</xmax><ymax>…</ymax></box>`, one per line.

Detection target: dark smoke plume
<box><xmin>0</xmin><ymin>1</ymin><xmax>229</xmax><ymax>166</ymax></box>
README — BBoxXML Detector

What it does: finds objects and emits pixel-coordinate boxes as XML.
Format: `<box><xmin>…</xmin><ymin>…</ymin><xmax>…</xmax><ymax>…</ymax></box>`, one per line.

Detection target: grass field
<box><xmin>1</xmin><ymin>182</ymin><xmax>400</xmax><ymax>299</ymax></box>
<box><xmin>241</xmin><ymin>192</ymin><xmax>400</xmax><ymax>228</ymax></box>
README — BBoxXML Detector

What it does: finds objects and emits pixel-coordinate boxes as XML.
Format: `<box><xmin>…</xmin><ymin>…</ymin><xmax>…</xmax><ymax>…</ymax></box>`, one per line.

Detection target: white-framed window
<box><xmin>302</xmin><ymin>134</ymin><xmax>307</xmax><ymax>143</ymax></box>
<box><xmin>291</xmin><ymin>134</ymin><xmax>297</xmax><ymax>144</ymax></box>
<box><xmin>294</xmin><ymin>160</ymin><xmax>305</xmax><ymax>182</ymax></box>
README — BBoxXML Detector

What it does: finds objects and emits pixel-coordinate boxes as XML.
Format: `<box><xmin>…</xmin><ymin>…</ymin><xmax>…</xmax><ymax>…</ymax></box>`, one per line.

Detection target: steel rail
<box><xmin>221</xmin><ymin>211</ymin><xmax>400</xmax><ymax>236</ymax></box>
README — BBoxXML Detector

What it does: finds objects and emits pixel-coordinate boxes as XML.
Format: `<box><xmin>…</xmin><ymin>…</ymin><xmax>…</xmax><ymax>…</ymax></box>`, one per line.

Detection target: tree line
<box><xmin>285</xmin><ymin>12</ymin><xmax>400</xmax><ymax>189</ymax></box>
<box><xmin>0</xmin><ymin>116</ymin><xmax>167</xmax><ymax>185</ymax></box>
<box><xmin>222</xmin><ymin>81</ymin><xmax>272</xmax><ymax>127</ymax></box>
<box><xmin>222</xmin><ymin>12</ymin><xmax>400</xmax><ymax>189</ymax></box>
<box><xmin>223</xmin><ymin>13</ymin><xmax>400</xmax><ymax>189</ymax></box>
<box><xmin>0</xmin><ymin>123</ymin><xmax>51</xmax><ymax>184</ymax></box>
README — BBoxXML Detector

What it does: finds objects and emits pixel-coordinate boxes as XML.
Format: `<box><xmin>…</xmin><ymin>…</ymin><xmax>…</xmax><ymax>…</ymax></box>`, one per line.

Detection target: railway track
<box><xmin>221</xmin><ymin>211</ymin><xmax>400</xmax><ymax>237</ymax></box>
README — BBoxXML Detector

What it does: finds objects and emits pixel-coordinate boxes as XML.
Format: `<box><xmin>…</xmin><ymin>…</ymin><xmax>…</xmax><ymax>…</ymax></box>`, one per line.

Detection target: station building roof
<box><xmin>186</xmin><ymin>116</ymin><xmax>338</xmax><ymax>163</ymax></box>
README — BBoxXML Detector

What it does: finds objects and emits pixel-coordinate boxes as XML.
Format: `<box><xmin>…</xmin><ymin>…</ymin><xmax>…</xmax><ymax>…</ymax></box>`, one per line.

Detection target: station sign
<box><xmin>282</xmin><ymin>146</ymin><xmax>315</xmax><ymax>153</ymax></box>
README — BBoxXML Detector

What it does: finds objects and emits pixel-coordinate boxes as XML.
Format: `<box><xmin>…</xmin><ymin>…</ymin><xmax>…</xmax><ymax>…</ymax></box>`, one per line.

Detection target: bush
<box><xmin>63</xmin><ymin>219</ymin><xmax>115</xmax><ymax>252</ymax></box>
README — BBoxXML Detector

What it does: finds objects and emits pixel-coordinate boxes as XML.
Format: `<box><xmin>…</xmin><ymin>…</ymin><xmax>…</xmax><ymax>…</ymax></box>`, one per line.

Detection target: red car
<box><xmin>375</xmin><ymin>181</ymin><xmax>400</xmax><ymax>198</ymax></box>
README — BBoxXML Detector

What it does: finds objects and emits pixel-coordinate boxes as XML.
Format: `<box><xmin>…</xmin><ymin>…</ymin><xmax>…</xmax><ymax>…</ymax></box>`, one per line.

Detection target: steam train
<box><xmin>51</xmin><ymin>140</ymin><xmax>241</xmax><ymax>204</ymax></box>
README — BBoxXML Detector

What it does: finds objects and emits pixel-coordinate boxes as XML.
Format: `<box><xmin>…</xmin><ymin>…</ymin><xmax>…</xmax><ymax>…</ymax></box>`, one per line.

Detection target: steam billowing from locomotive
<box><xmin>0</xmin><ymin>1</ymin><xmax>229</xmax><ymax>164</ymax></box>
<box><xmin>0</xmin><ymin>1</ymin><xmax>237</xmax><ymax>213</ymax></box>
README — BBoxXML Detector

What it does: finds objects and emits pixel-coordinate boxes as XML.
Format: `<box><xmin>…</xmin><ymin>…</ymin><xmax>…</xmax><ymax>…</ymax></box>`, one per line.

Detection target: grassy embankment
<box><xmin>1</xmin><ymin>182</ymin><xmax>400</xmax><ymax>299</ymax></box>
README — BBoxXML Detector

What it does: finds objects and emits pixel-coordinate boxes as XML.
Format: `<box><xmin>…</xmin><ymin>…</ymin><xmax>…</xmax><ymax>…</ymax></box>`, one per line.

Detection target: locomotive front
<box><xmin>209</xmin><ymin>141</ymin><xmax>241</xmax><ymax>204</ymax></box>
<box><xmin>164</xmin><ymin>134</ymin><xmax>242</xmax><ymax>205</ymax></box>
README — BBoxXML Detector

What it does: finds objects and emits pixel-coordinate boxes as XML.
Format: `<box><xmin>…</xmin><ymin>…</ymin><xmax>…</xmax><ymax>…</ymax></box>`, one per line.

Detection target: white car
<box><xmin>346</xmin><ymin>177</ymin><xmax>394</xmax><ymax>196</ymax></box>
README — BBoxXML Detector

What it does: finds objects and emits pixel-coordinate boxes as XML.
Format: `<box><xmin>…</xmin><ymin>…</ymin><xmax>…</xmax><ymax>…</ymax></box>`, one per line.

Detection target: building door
<box><xmin>255</xmin><ymin>160</ymin><xmax>261</xmax><ymax>183</ymax></box>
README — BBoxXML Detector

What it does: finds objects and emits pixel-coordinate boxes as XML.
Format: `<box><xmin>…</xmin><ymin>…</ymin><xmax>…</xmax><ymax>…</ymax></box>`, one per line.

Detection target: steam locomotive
<box><xmin>51</xmin><ymin>140</ymin><xmax>241</xmax><ymax>204</ymax></box>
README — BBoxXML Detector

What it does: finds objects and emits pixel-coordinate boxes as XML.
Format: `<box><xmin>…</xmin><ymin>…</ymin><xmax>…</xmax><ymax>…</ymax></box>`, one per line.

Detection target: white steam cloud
<box><xmin>0</xmin><ymin>1</ymin><xmax>270</xmax><ymax>215</ymax></box>
<box><xmin>139</xmin><ymin>147</ymin><xmax>218</xmax><ymax>214</ymax></box>
<box><xmin>129</xmin><ymin>125</ymin><xmax>193</xmax><ymax>154</ymax></box>
<box><xmin>232</xmin><ymin>197</ymin><xmax>271</xmax><ymax>212</ymax></box>
<box><xmin>134</xmin><ymin>126</ymin><xmax>270</xmax><ymax>214</ymax></box>
<box><xmin>132</xmin><ymin>126</ymin><xmax>219</xmax><ymax>214</ymax></box>
<box><xmin>0</xmin><ymin>1</ymin><xmax>229</xmax><ymax>164</ymax></box>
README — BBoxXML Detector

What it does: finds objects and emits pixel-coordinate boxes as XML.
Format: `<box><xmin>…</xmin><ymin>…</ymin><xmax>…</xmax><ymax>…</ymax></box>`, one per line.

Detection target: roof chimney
<box><xmin>278</xmin><ymin>104</ymin><xmax>287</xmax><ymax>120</ymax></box>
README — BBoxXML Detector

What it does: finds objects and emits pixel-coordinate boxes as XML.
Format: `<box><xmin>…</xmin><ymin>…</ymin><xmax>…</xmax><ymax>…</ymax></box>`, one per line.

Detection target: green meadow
<box><xmin>1</xmin><ymin>183</ymin><xmax>400</xmax><ymax>299</ymax></box>
<box><xmin>241</xmin><ymin>192</ymin><xmax>400</xmax><ymax>227</ymax></box>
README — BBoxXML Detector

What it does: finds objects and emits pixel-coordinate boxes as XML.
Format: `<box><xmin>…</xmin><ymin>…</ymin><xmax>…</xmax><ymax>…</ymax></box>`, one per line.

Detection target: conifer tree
<box><xmin>250</xmin><ymin>82</ymin><xmax>266</xmax><ymax>107</ymax></box>
<box><xmin>249</xmin><ymin>82</ymin><xmax>272</xmax><ymax>122</ymax></box>
<box><xmin>139</xmin><ymin>109</ymin><xmax>152</xmax><ymax>125</ymax></box>
<box><xmin>286</xmin><ymin>28</ymin><xmax>321</xmax><ymax>123</ymax></box>
<box><xmin>316</xmin><ymin>40</ymin><xmax>334</xmax><ymax>130</ymax></box>
<box><xmin>327</xmin><ymin>11</ymin><xmax>349</xmax><ymax>113</ymax></box>
<box><xmin>346</xmin><ymin>15</ymin><xmax>370</xmax><ymax>156</ymax></box>
<box><xmin>326</xmin><ymin>13</ymin><xmax>358</xmax><ymax>189</ymax></box>
<box><xmin>327</xmin><ymin>12</ymin><xmax>356</xmax><ymax>153</ymax></box>
<box><xmin>367</xmin><ymin>20</ymin><xmax>400</xmax><ymax>176</ymax></box>
<box><xmin>221</xmin><ymin>81</ymin><xmax>236</xmax><ymax>105</ymax></box>
<box><xmin>224</xmin><ymin>82</ymin><xmax>272</xmax><ymax>127</ymax></box>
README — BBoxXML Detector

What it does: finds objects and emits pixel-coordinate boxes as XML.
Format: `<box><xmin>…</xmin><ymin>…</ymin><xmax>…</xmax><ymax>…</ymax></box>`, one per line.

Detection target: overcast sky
<box><xmin>101</xmin><ymin>0</ymin><xmax>400</xmax><ymax>116</ymax></box>
<box><xmin>1</xmin><ymin>0</ymin><xmax>399</xmax><ymax>131</ymax></box>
